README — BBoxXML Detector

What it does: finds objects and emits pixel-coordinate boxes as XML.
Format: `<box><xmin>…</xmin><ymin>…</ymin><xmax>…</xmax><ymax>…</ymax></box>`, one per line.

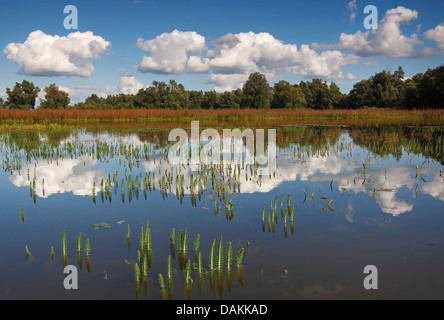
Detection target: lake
<box><xmin>0</xmin><ymin>124</ymin><xmax>443</xmax><ymax>299</ymax></box>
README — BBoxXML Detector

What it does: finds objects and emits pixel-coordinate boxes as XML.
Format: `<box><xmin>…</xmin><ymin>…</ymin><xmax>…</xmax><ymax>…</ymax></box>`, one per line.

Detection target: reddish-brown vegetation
<box><xmin>0</xmin><ymin>108</ymin><xmax>443</xmax><ymax>129</ymax></box>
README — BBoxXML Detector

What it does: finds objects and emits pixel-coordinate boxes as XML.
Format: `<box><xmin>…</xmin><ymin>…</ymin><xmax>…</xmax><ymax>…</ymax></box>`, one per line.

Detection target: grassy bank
<box><xmin>0</xmin><ymin>108</ymin><xmax>443</xmax><ymax>130</ymax></box>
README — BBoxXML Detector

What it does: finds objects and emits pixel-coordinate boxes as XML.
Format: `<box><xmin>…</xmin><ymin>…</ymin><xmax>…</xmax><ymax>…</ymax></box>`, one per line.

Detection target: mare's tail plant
<box><xmin>194</xmin><ymin>234</ymin><xmax>200</xmax><ymax>253</ymax></box>
<box><xmin>76</xmin><ymin>233</ymin><xmax>82</xmax><ymax>253</ymax></box>
<box><xmin>217</xmin><ymin>236</ymin><xmax>224</xmax><ymax>270</ymax></box>
<box><xmin>62</xmin><ymin>230</ymin><xmax>67</xmax><ymax>256</ymax></box>
<box><xmin>236</xmin><ymin>248</ymin><xmax>245</xmax><ymax>269</ymax></box>
<box><xmin>209</xmin><ymin>238</ymin><xmax>215</xmax><ymax>271</ymax></box>
<box><xmin>226</xmin><ymin>241</ymin><xmax>233</xmax><ymax>269</ymax></box>
<box><xmin>84</xmin><ymin>239</ymin><xmax>91</xmax><ymax>256</ymax></box>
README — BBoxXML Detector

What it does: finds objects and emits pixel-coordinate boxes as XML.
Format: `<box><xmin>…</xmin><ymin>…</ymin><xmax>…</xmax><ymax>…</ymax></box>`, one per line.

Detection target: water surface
<box><xmin>0</xmin><ymin>125</ymin><xmax>443</xmax><ymax>299</ymax></box>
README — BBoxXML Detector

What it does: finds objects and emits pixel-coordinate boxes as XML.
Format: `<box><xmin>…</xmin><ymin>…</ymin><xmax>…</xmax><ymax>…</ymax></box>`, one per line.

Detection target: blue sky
<box><xmin>1</xmin><ymin>0</ymin><xmax>443</xmax><ymax>103</ymax></box>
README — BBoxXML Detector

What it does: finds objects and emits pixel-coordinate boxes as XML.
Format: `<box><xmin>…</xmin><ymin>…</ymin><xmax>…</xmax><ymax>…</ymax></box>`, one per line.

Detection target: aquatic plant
<box><xmin>145</xmin><ymin>227</ymin><xmax>151</xmax><ymax>251</ymax></box>
<box><xmin>142</xmin><ymin>255</ymin><xmax>148</xmax><ymax>277</ymax></box>
<box><xmin>93</xmin><ymin>222</ymin><xmax>111</xmax><ymax>230</ymax></box>
<box><xmin>185</xmin><ymin>260</ymin><xmax>191</xmax><ymax>283</ymax></box>
<box><xmin>62</xmin><ymin>230</ymin><xmax>67</xmax><ymax>256</ymax></box>
<box><xmin>226</xmin><ymin>241</ymin><xmax>233</xmax><ymax>269</ymax></box>
<box><xmin>236</xmin><ymin>248</ymin><xmax>244</xmax><ymax>269</ymax></box>
<box><xmin>158</xmin><ymin>273</ymin><xmax>165</xmax><ymax>289</ymax></box>
<box><xmin>194</xmin><ymin>234</ymin><xmax>200</xmax><ymax>253</ymax></box>
<box><xmin>198</xmin><ymin>252</ymin><xmax>202</xmax><ymax>275</ymax></box>
<box><xmin>84</xmin><ymin>239</ymin><xmax>91</xmax><ymax>256</ymax></box>
<box><xmin>182</xmin><ymin>228</ymin><xmax>188</xmax><ymax>253</ymax></box>
<box><xmin>167</xmin><ymin>255</ymin><xmax>172</xmax><ymax>282</ymax></box>
<box><xmin>209</xmin><ymin>238</ymin><xmax>215</xmax><ymax>270</ymax></box>
<box><xmin>327</xmin><ymin>199</ymin><xmax>334</xmax><ymax>211</ymax></box>
<box><xmin>134</xmin><ymin>263</ymin><xmax>141</xmax><ymax>282</ymax></box>
<box><xmin>217</xmin><ymin>236</ymin><xmax>224</xmax><ymax>270</ymax></box>
<box><xmin>76</xmin><ymin>233</ymin><xmax>82</xmax><ymax>253</ymax></box>
<box><xmin>170</xmin><ymin>227</ymin><xmax>175</xmax><ymax>244</ymax></box>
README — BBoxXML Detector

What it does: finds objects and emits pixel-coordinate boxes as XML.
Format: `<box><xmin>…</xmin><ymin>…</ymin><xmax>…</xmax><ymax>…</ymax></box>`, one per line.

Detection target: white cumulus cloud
<box><xmin>4</xmin><ymin>30</ymin><xmax>111</xmax><ymax>77</ymax></box>
<box><xmin>206</xmin><ymin>32</ymin><xmax>358</xmax><ymax>79</ymax></box>
<box><xmin>424</xmin><ymin>23</ymin><xmax>444</xmax><ymax>54</ymax></box>
<box><xmin>136</xmin><ymin>30</ymin><xmax>359</xmax><ymax>92</ymax></box>
<box><xmin>204</xmin><ymin>73</ymin><xmax>250</xmax><ymax>93</ymax></box>
<box><xmin>137</xmin><ymin>30</ymin><xmax>207</xmax><ymax>74</ymax></box>
<box><xmin>311</xmin><ymin>6</ymin><xmax>435</xmax><ymax>58</ymax></box>
<box><xmin>119</xmin><ymin>73</ymin><xmax>144</xmax><ymax>95</ymax></box>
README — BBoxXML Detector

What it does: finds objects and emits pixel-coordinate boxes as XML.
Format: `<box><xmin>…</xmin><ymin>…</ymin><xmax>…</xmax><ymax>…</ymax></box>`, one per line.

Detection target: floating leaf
<box><xmin>327</xmin><ymin>199</ymin><xmax>334</xmax><ymax>211</ymax></box>
<box><xmin>93</xmin><ymin>222</ymin><xmax>111</xmax><ymax>230</ymax></box>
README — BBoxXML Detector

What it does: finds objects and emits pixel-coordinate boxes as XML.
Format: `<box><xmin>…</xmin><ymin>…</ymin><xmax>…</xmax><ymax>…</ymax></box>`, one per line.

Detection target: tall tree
<box><xmin>346</xmin><ymin>79</ymin><xmax>373</xmax><ymax>109</ymax></box>
<box><xmin>187</xmin><ymin>90</ymin><xmax>204</xmax><ymax>109</ymax></box>
<box><xmin>271</xmin><ymin>80</ymin><xmax>306</xmax><ymax>108</ymax></box>
<box><xmin>394</xmin><ymin>66</ymin><xmax>405</xmax><ymax>80</ymax></box>
<box><xmin>134</xmin><ymin>87</ymin><xmax>159</xmax><ymax>109</ymax></box>
<box><xmin>202</xmin><ymin>90</ymin><xmax>220</xmax><ymax>109</ymax></box>
<box><xmin>5</xmin><ymin>80</ymin><xmax>40</xmax><ymax>110</ymax></box>
<box><xmin>40</xmin><ymin>84</ymin><xmax>71</xmax><ymax>109</ymax></box>
<box><xmin>416</xmin><ymin>65</ymin><xmax>444</xmax><ymax>109</ymax></box>
<box><xmin>241</xmin><ymin>72</ymin><xmax>273</xmax><ymax>109</ymax></box>
<box><xmin>329</xmin><ymin>82</ymin><xmax>344</xmax><ymax>109</ymax></box>
<box><xmin>220</xmin><ymin>90</ymin><xmax>240</xmax><ymax>109</ymax></box>
<box><xmin>370</xmin><ymin>70</ymin><xmax>404</xmax><ymax>108</ymax></box>
<box><xmin>300</xmin><ymin>79</ymin><xmax>331</xmax><ymax>109</ymax></box>
<box><xmin>161</xmin><ymin>79</ymin><xmax>188</xmax><ymax>109</ymax></box>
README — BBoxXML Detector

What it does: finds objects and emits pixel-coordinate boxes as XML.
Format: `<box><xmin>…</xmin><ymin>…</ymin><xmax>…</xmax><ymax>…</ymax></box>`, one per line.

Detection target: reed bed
<box><xmin>1</xmin><ymin>108</ymin><xmax>443</xmax><ymax>129</ymax></box>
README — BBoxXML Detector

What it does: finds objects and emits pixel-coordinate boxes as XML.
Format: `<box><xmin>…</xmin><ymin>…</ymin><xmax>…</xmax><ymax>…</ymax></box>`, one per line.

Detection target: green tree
<box><xmin>39</xmin><ymin>84</ymin><xmax>71</xmax><ymax>109</ymax></box>
<box><xmin>105</xmin><ymin>93</ymin><xmax>134</xmax><ymax>109</ymax></box>
<box><xmin>84</xmin><ymin>94</ymin><xmax>105</xmax><ymax>106</ymax></box>
<box><xmin>220</xmin><ymin>91</ymin><xmax>240</xmax><ymax>109</ymax></box>
<box><xmin>271</xmin><ymin>80</ymin><xmax>306</xmax><ymax>108</ymax></box>
<box><xmin>394</xmin><ymin>66</ymin><xmax>405</xmax><ymax>80</ymax></box>
<box><xmin>346</xmin><ymin>79</ymin><xmax>373</xmax><ymax>109</ymax></box>
<box><xmin>416</xmin><ymin>65</ymin><xmax>444</xmax><ymax>109</ymax></box>
<box><xmin>202</xmin><ymin>90</ymin><xmax>221</xmax><ymax>109</ymax></box>
<box><xmin>329</xmin><ymin>82</ymin><xmax>344</xmax><ymax>109</ymax></box>
<box><xmin>300</xmin><ymin>79</ymin><xmax>331</xmax><ymax>109</ymax></box>
<box><xmin>241</xmin><ymin>72</ymin><xmax>273</xmax><ymax>109</ymax></box>
<box><xmin>5</xmin><ymin>80</ymin><xmax>40</xmax><ymax>110</ymax></box>
<box><xmin>152</xmin><ymin>80</ymin><xmax>167</xmax><ymax>108</ymax></box>
<box><xmin>161</xmin><ymin>80</ymin><xmax>188</xmax><ymax>109</ymax></box>
<box><xmin>402</xmin><ymin>79</ymin><xmax>420</xmax><ymax>109</ymax></box>
<box><xmin>187</xmin><ymin>90</ymin><xmax>204</xmax><ymax>109</ymax></box>
<box><xmin>370</xmin><ymin>70</ymin><xmax>403</xmax><ymax>108</ymax></box>
<box><xmin>134</xmin><ymin>87</ymin><xmax>159</xmax><ymax>109</ymax></box>
<box><xmin>345</xmin><ymin>68</ymin><xmax>405</xmax><ymax>109</ymax></box>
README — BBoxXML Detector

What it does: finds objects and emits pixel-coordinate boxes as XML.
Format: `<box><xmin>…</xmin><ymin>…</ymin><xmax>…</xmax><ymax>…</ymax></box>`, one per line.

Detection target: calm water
<box><xmin>0</xmin><ymin>125</ymin><xmax>443</xmax><ymax>300</ymax></box>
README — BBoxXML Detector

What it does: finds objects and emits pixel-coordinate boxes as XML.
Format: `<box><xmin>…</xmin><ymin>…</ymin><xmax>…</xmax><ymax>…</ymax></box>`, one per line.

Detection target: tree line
<box><xmin>1</xmin><ymin>65</ymin><xmax>443</xmax><ymax>110</ymax></box>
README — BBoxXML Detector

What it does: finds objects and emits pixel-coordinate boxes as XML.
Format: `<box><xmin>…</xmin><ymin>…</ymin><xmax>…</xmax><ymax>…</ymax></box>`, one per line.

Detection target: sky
<box><xmin>0</xmin><ymin>0</ymin><xmax>443</xmax><ymax>104</ymax></box>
